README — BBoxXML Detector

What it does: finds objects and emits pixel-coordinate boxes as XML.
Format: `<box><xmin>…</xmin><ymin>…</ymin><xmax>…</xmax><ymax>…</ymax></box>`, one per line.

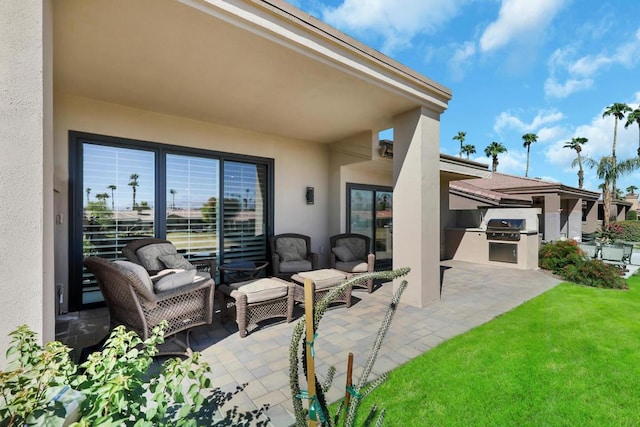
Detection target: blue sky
<box><xmin>291</xmin><ymin>0</ymin><xmax>640</xmax><ymax>193</ymax></box>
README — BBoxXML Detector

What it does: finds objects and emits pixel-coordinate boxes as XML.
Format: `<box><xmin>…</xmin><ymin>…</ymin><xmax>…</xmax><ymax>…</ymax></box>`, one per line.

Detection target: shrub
<box><xmin>596</xmin><ymin>223</ymin><xmax>624</xmax><ymax>243</ymax></box>
<box><xmin>561</xmin><ymin>259</ymin><xmax>628</xmax><ymax>290</ymax></box>
<box><xmin>617</xmin><ymin>221</ymin><xmax>640</xmax><ymax>241</ymax></box>
<box><xmin>0</xmin><ymin>323</ymin><xmax>216</xmax><ymax>426</ymax></box>
<box><xmin>626</xmin><ymin>210</ymin><xmax>638</xmax><ymax>221</ymax></box>
<box><xmin>539</xmin><ymin>240</ymin><xmax>583</xmax><ymax>273</ymax></box>
<box><xmin>538</xmin><ymin>240</ymin><xmax>628</xmax><ymax>290</ymax></box>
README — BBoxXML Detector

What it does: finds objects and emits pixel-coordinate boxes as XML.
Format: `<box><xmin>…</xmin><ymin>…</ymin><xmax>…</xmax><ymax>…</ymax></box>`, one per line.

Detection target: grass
<box><xmin>354</xmin><ymin>277</ymin><xmax>640</xmax><ymax>426</ymax></box>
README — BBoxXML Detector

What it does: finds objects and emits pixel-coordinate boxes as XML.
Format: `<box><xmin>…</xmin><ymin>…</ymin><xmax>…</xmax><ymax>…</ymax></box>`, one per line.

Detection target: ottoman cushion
<box><xmin>228</xmin><ymin>278</ymin><xmax>289</xmax><ymax>303</ymax></box>
<box><xmin>296</xmin><ymin>269</ymin><xmax>347</xmax><ymax>290</ymax></box>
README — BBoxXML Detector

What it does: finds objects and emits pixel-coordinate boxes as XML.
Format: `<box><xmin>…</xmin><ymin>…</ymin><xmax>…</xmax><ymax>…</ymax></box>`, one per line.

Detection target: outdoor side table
<box><xmin>219</xmin><ymin>260</ymin><xmax>268</xmax><ymax>284</ymax></box>
<box><xmin>291</xmin><ymin>268</ymin><xmax>352</xmax><ymax>308</ymax></box>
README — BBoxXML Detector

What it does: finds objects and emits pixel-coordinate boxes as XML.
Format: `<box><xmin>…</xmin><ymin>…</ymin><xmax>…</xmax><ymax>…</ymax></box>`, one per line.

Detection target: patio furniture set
<box><xmin>84</xmin><ymin>233</ymin><xmax>377</xmax><ymax>353</ymax></box>
<box><xmin>577</xmin><ymin>241</ymin><xmax>634</xmax><ymax>267</ymax></box>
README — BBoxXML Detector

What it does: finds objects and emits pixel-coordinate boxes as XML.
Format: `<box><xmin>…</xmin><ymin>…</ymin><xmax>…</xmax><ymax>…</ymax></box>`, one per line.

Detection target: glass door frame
<box><xmin>346</xmin><ymin>183</ymin><xmax>393</xmax><ymax>267</ymax></box>
<box><xmin>68</xmin><ymin>131</ymin><xmax>274</xmax><ymax>311</ymax></box>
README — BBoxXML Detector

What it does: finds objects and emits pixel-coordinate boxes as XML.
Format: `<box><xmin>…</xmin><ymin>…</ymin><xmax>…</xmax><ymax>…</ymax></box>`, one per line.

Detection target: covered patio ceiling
<box><xmin>53</xmin><ymin>0</ymin><xmax>451</xmax><ymax>144</ymax></box>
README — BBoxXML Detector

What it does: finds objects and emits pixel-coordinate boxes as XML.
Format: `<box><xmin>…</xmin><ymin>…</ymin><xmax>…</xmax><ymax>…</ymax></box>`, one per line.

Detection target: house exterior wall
<box><xmin>53</xmin><ymin>94</ymin><xmax>333</xmax><ymax>299</ymax></box>
<box><xmin>0</xmin><ymin>0</ymin><xmax>55</xmax><ymax>357</ymax></box>
<box><xmin>583</xmin><ymin>200</ymin><xmax>598</xmax><ymax>234</ymax></box>
<box><xmin>543</xmin><ymin>194</ymin><xmax>562</xmax><ymax>241</ymax></box>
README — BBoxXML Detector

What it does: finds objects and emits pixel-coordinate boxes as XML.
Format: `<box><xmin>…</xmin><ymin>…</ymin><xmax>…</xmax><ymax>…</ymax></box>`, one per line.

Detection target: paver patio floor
<box><xmin>190</xmin><ymin>260</ymin><xmax>560</xmax><ymax>426</ymax></box>
<box><xmin>56</xmin><ymin>260</ymin><xmax>562</xmax><ymax>426</ymax></box>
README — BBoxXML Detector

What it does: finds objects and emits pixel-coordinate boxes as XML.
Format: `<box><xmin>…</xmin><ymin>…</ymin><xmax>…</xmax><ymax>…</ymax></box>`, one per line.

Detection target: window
<box><xmin>69</xmin><ymin>132</ymin><xmax>273</xmax><ymax>311</ymax></box>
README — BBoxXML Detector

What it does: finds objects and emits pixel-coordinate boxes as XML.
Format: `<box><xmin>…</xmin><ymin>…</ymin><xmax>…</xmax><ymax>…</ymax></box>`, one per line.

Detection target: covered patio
<box><xmin>2</xmin><ymin>0</ymin><xmax>491</xmax><ymax>351</ymax></box>
<box><xmin>56</xmin><ymin>261</ymin><xmax>560</xmax><ymax>425</ymax></box>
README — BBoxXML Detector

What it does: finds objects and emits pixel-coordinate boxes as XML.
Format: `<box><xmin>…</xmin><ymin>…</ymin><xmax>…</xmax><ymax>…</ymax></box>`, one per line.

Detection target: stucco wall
<box><xmin>0</xmin><ymin>0</ymin><xmax>55</xmax><ymax>357</ymax></box>
<box><xmin>53</xmin><ymin>94</ymin><xmax>331</xmax><ymax>303</ymax></box>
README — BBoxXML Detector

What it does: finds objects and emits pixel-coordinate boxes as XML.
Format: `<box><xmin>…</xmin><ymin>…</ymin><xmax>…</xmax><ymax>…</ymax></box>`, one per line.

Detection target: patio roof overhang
<box><xmin>439</xmin><ymin>154</ymin><xmax>492</xmax><ymax>181</ymax></box>
<box><xmin>53</xmin><ymin>0</ymin><xmax>452</xmax><ymax>144</ymax></box>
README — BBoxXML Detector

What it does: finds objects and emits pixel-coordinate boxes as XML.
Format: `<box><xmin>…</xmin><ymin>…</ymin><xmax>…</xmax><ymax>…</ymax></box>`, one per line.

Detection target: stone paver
<box><xmin>57</xmin><ymin>260</ymin><xmax>568</xmax><ymax>426</ymax></box>
<box><xmin>189</xmin><ymin>260</ymin><xmax>561</xmax><ymax>426</ymax></box>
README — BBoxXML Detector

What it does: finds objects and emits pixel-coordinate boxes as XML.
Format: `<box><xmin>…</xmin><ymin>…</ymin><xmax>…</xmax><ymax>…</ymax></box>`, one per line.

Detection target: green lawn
<box><xmin>356</xmin><ymin>277</ymin><xmax>640</xmax><ymax>426</ymax></box>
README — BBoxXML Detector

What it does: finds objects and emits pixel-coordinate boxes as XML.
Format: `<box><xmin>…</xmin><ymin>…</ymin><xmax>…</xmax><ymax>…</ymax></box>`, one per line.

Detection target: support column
<box><xmin>567</xmin><ymin>198</ymin><xmax>582</xmax><ymax>240</ymax></box>
<box><xmin>584</xmin><ymin>200</ymin><xmax>598</xmax><ymax>233</ymax></box>
<box><xmin>544</xmin><ymin>194</ymin><xmax>561</xmax><ymax>241</ymax></box>
<box><xmin>392</xmin><ymin>107</ymin><xmax>440</xmax><ymax>308</ymax></box>
<box><xmin>0</xmin><ymin>0</ymin><xmax>54</xmax><ymax>357</ymax></box>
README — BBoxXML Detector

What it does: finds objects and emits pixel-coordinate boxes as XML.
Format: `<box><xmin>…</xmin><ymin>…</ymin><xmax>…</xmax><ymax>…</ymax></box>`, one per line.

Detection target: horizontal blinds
<box><xmin>82</xmin><ymin>143</ymin><xmax>155</xmax><ymax>304</ymax></box>
<box><xmin>223</xmin><ymin>161</ymin><xmax>267</xmax><ymax>263</ymax></box>
<box><xmin>166</xmin><ymin>154</ymin><xmax>219</xmax><ymax>262</ymax></box>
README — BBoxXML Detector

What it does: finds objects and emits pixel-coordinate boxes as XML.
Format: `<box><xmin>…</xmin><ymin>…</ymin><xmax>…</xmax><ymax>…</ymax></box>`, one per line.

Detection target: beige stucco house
<box><xmin>450</xmin><ymin>173</ymin><xmax>601</xmax><ymax>241</ymax></box>
<box><xmin>0</xmin><ymin>0</ymin><xmax>490</xmax><ymax>353</ymax></box>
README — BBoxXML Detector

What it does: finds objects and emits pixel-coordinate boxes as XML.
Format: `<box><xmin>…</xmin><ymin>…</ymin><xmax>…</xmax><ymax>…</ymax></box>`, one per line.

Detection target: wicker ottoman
<box><xmin>291</xmin><ymin>269</ymin><xmax>352</xmax><ymax>308</ymax></box>
<box><xmin>217</xmin><ymin>277</ymin><xmax>295</xmax><ymax>338</ymax></box>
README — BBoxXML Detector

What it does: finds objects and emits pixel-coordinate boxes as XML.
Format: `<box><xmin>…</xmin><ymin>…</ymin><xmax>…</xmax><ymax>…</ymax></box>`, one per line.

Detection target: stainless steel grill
<box><xmin>486</xmin><ymin>219</ymin><xmax>525</xmax><ymax>242</ymax></box>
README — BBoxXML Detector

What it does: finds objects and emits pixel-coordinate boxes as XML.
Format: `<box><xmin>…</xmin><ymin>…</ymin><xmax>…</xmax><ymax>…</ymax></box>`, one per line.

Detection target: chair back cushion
<box><xmin>136</xmin><ymin>243</ymin><xmax>179</xmax><ymax>271</ymax></box>
<box><xmin>276</xmin><ymin>237</ymin><xmax>307</xmax><ymax>262</ymax></box>
<box><xmin>332</xmin><ymin>245</ymin><xmax>356</xmax><ymax>262</ymax></box>
<box><xmin>114</xmin><ymin>260</ymin><xmax>154</xmax><ymax>295</ymax></box>
<box><xmin>335</xmin><ymin>237</ymin><xmax>366</xmax><ymax>260</ymax></box>
<box><xmin>154</xmin><ymin>269</ymin><xmax>197</xmax><ymax>292</ymax></box>
<box><xmin>158</xmin><ymin>253</ymin><xmax>195</xmax><ymax>270</ymax></box>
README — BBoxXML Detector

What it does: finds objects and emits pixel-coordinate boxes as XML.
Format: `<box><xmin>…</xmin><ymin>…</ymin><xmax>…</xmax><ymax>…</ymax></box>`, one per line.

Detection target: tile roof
<box><xmin>450</xmin><ymin>180</ymin><xmax>532</xmax><ymax>204</ymax></box>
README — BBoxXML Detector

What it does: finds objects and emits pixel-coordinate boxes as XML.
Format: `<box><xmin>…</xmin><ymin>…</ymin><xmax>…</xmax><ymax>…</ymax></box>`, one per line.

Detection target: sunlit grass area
<box><xmin>355</xmin><ymin>277</ymin><xmax>640</xmax><ymax>426</ymax></box>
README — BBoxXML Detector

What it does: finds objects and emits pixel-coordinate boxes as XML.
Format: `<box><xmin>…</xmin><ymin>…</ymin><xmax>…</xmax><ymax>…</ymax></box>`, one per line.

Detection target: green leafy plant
<box><xmin>616</xmin><ymin>220</ymin><xmax>640</xmax><ymax>241</ymax></box>
<box><xmin>596</xmin><ymin>223</ymin><xmax>624</xmax><ymax>244</ymax></box>
<box><xmin>289</xmin><ymin>268</ymin><xmax>410</xmax><ymax>426</ymax></box>
<box><xmin>625</xmin><ymin>210</ymin><xmax>637</xmax><ymax>221</ymax></box>
<box><xmin>561</xmin><ymin>259</ymin><xmax>627</xmax><ymax>289</ymax></box>
<box><xmin>539</xmin><ymin>240</ymin><xmax>583</xmax><ymax>273</ymax></box>
<box><xmin>1</xmin><ymin>323</ymin><xmax>216</xmax><ymax>426</ymax></box>
<box><xmin>539</xmin><ymin>240</ymin><xmax>628</xmax><ymax>290</ymax></box>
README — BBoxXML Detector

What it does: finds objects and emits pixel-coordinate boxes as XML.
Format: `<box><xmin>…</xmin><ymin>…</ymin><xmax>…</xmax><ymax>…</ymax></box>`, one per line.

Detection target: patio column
<box><xmin>392</xmin><ymin>107</ymin><xmax>440</xmax><ymax>308</ymax></box>
<box><xmin>584</xmin><ymin>200</ymin><xmax>598</xmax><ymax>233</ymax></box>
<box><xmin>566</xmin><ymin>198</ymin><xmax>582</xmax><ymax>240</ymax></box>
<box><xmin>544</xmin><ymin>194</ymin><xmax>561</xmax><ymax>241</ymax></box>
<box><xmin>0</xmin><ymin>0</ymin><xmax>55</xmax><ymax>357</ymax></box>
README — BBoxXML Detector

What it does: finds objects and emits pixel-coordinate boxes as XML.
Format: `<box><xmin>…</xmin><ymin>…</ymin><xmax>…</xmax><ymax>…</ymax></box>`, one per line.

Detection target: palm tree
<box><xmin>563</xmin><ymin>137</ymin><xmax>588</xmax><ymax>189</ymax></box>
<box><xmin>627</xmin><ymin>185</ymin><xmax>638</xmax><ymax>195</ymax></box>
<box><xmin>625</xmin><ymin>107</ymin><xmax>640</xmax><ymax>157</ymax></box>
<box><xmin>453</xmin><ymin>131</ymin><xmax>466</xmax><ymax>158</ymax></box>
<box><xmin>128</xmin><ymin>173</ymin><xmax>139</xmax><ymax>209</ymax></box>
<box><xmin>484</xmin><ymin>142</ymin><xmax>507</xmax><ymax>172</ymax></box>
<box><xmin>169</xmin><ymin>188</ymin><xmax>177</xmax><ymax>210</ymax></box>
<box><xmin>584</xmin><ymin>155</ymin><xmax>640</xmax><ymax>227</ymax></box>
<box><xmin>461</xmin><ymin>144</ymin><xmax>476</xmax><ymax>160</ymax></box>
<box><xmin>86</xmin><ymin>188</ymin><xmax>91</xmax><ymax>205</ymax></box>
<box><xmin>95</xmin><ymin>192</ymin><xmax>110</xmax><ymax>204</ymax></box>
<box><xmin>603</xmin><ymin>103</ymin><xmax>632</xmax><ymax>195</ymax></box>
<box><xmin>522</xmin><ymin>133</ymin><xmax>538</xmax><ymax>177</ymax></box>
<box><xmin>107</xmin><ymin>184</ymin><xmax>116</xmax><ymax>210</ymax></box>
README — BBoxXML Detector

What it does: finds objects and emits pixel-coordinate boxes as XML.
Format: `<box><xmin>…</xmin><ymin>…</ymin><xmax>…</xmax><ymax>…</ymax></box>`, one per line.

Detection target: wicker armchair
<box><xmin>329</xmin><ymin>233</ymin><xmax>375</xmax><ymax>293</ymax></box>
<box><xmin>84</xmin><ymin>256</ymin><xmax>214</xmax><ymax>356</ymax></box>
<box><xmin>269</xmin><ymin>233</ymin><xmax>318</xmax><ymax>279</ymax></box>
<box><xmin>122</xmin><ymin>238</ymin><xmax>217</xmax><ymax>277</ymax></box>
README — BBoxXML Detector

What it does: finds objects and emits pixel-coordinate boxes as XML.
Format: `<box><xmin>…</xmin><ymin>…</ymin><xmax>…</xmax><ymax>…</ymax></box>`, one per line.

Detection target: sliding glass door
<box><xmin>70</xmin><ymin>132</ymin><xmax>273</xmax><ymax>311</ymax></box>
<box><xmin>347</xmin><ymin>184</ymin><xmax>393</xmax><ymax>268</ymax></box>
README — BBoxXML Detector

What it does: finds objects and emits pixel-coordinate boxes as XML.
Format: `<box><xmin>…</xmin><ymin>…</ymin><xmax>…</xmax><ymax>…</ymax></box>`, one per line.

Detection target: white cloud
<box><xmin>545</xmin><ymin>28</ymin><xmax>640</xmax><ymax>98</ymax></box>
<box><xmin>321</xmin><ymin>0</ymin><xmax>466</xmax><ymax>54</ymax></box>
<box><xmin>543</xmin><ymin>78</ymin><xmax>593</xmax><ymax>99</ymax></box>
<box><xmin>494</xmin><ymin>109</ymin><xmax>564</xmax><ymax>134</ymax></box>
<box><xmin>448</xmin><ymin>41</ymin><xmax>477</xmax><ymax>80</ymax></box>
<box><xmin>479</xmin><ymin>0</ymin><xmax>568</xmax><ymax>52</ymax></box>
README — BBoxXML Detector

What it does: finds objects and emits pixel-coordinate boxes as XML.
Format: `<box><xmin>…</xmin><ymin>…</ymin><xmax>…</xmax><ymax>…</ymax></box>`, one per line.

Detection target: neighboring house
<box><xmin>598</xmin><ymin>199</ymin><xmax>632</xmax><ymax>223</ymax></box>
<box><xmin>1</xmin><ymin>0</ymin><xmax>489</xmax><ymax>351</ymax></box>
<box><xmin>450</xmin><ymin>173</ymin><xmax>600</xmax><ymax>242</ymax></box>
<box><xmin>624</xmin><ymin>193</ymin><xmax>639</xmax><ymax>215</ymax></box>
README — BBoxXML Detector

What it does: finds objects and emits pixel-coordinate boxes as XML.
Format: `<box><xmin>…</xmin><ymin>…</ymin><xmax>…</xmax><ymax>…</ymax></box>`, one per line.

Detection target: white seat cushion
<box><xmin>335</xmin><ymin>261</ymin><xmax>369</xmax><ymax>273</ymax></box>
<box><xmin>153</xmin><ymin>269</ymin><xmax>197</xmax><ymax>292</ymax></box>
<box><xmin>296</xmin><ymin>269</ymin><xmax>347</xmax><ymax>290</ymax></box>
<box><xmin>228</xmin><ymin>278</ymin><xmax>289</xmax><ymax>303</ymax></box>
